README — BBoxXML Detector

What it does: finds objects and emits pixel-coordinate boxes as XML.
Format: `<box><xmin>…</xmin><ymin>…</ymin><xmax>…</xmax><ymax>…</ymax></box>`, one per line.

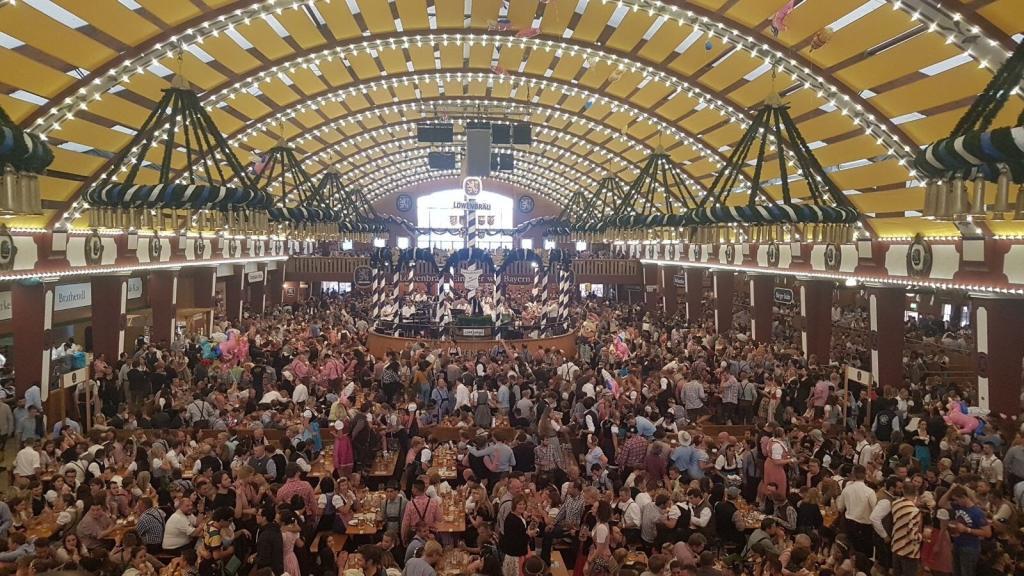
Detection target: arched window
<box><xmin>415</xmin><ymin>187</ymin><xmax>514</xmax><ymax>249</ymax></box>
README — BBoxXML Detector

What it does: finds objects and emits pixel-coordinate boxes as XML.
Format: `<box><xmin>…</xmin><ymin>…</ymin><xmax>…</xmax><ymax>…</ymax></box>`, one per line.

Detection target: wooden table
<box><xmin>109</xmin><ymin>515</ymin><xmax>139</xmax><ymax>541</ymax></box>
<box><xmin>345</xmin><ymin>491</ymin><xmax>385</xmax><ymax>536</ymax></box>
<box><xmin>24</xmin><ymin>511</ymin><xmax>61</xmax><ymax>541</ymax></box>
<box><xmin>436</xmin><ymin>548</ymin><xmax>474</xmax><ymax>576</ymax></box>
<box><xmin>308</xmin><ymin>447</ymin><xmax>334</xmax><ymax>478</ymax></box>
<box><xmin>550</xmin><ymin>551</ymin><xmax>571</xmax><ymax>576</ymax></box>
<box><xmin>431</xmin><ymin>446</ymin><xmax>459</xmax><ymax>481</ymax></box>
<box><xmin>435</xmin><ymin>493</ymin><xmax>467</xmax><ymax>533</ymax></box>
<box><xmin>368</xmin><ymin>451</ymin><xmax>400</xmax><ymax>478</ymax></box>
<box><xmin>736</xmin><ymin>501</ymin><xmax>766</xmax><ymax>531</ymax></box>
<box><xmin>345</xmin><ymin>513</ymin><xmax>381</xmax><ymax>535</ymax></box>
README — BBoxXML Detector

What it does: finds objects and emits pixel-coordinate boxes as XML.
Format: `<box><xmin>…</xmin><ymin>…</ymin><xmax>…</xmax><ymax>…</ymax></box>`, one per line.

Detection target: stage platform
<box><xmin>366</xmin><ymin>329</ymin><xmax>579</xmax><ymax>359</ymax></box>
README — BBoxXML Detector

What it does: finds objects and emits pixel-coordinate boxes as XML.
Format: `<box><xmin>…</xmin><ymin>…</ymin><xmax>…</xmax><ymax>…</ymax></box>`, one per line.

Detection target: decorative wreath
<box><xmin>0</xmin><ymin>224</ymin><xmax>17</xmax><ymax>271</ymax></box>
<box><xmin>824</xmin><ymin>243</ymin><xmax>842</xmax><ymax>272</ymax></box>
<box><xmin>85</xmin><ymin>231</ymin><xmax>104</xmax><ymax>265</ymax></box>
<box><xmin>906</xmin><ymin>234</ymin><xmax>933</xmax><ymax>278</ymax></box>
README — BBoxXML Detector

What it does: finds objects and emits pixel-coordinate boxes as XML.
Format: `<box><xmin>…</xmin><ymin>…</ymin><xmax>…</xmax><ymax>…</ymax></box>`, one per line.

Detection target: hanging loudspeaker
<box><xmin>0</xmin><ymin>166</ymin><xmax>17</xmax><ymax>216</ymax></box>
<box><xmin>995</xmin><ymin>169</ymin><xmax>1011</xmax><ymax>213</ymax></box>
<box><xmin>923</xmin><ymin>181</ymin><xmax>937</xmax><ymax>218</ymax></box>
<box><xmin>935</xmin><ymin>180</ymin><xmax>950</xmax><ymax>219</ymax></box>
<box><xmin>950</xmin><ymin>177</ymin><xmax>967</xmax><ymax>216</ymax></box>
<box><xmin>970</xmin><ymin>175</ymin><xmax>986</xmax><ymax>216</ymax></box>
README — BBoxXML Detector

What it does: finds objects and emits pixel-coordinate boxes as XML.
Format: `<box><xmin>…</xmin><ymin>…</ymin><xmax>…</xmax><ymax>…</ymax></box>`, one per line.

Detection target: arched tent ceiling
<box><xmin>0</xmin><ymin>0</ymin><xmax>1021</xmax><ymax>237</ymax></box>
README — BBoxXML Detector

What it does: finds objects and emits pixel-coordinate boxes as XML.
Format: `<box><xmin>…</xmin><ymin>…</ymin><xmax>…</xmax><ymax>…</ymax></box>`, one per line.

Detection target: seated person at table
<box><xmin>380</xmin><ymin>483</ymin><xmax>408</xmax><ymax>537</ymax></box>
<box><xmin>0</xmin><ymin>532</ymin><xmax>35</xmax><ymax>566</ymax></box>
<box><xmin>162</xmin><ymin>495</ymin><xmax>204</xmax><ymax>553</ymax></box>
<box><xmin>76</xmin><ymin>501</ymin><xmax>117</xmax><ymax>552</ymax></box>
<box><xmin>134</xmin><ymin>497</ymin><xmax>165</xmax><ymax>555</ymax></box>
<box><xmin>404</xmin><ymin>521</ymin><xmax>434</xmax><ymax>565</ymax></box>
<box><xmin>316</xmin><ymin>476</ymin><xmax>354</xmax><ymax>533</ymax></box>
<box><xmin>404</xmin><ymin>538</ymin><xmax>443</xmax><ymax>576</ymax></box>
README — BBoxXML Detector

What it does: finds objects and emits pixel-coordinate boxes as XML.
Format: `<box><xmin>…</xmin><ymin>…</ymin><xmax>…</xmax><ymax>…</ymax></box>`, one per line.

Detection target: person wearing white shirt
<box><xmin>978</xmin><ymin>443</ymin><xmax>1004</xmax><ymax>484</ymax></box>
<box><xmin>259</xmin><ymin>389</ymin><xmax>285</xmax><ymax>405</ymax></box>
<box><xmin>164</xmin><ymin>448</ymin><xmax>182</xmax><ymax>470</ymax></box>
<box><xmin>162</xmin><ymin>498</ymin><xmax>201</xmax><ymax>551</ymax></box>
<box><xmin>557</xmin><ymin>361</ymin><xmax>580</xmax><ymax>382</ymax></box>
<box><xmin>634</xmin><ymin>486</ymin><xmax>653</xmax><ymax>511</ymax></box>
<box><xmin>292</xmin><ymin>382</ymin><xmax>310</xmax><ymax>406</ymax></box>
<box><xmin>24</xmin><ymin>385</ymin><xmax>42</xmax><ymax>412</ymax></box>
<box><xmin>61</xmin><ymin>457</ymin><xmax>91</xmax><ymax>484</ymax></box>
<box><xmin>581</xmin><ymin>381</ymin><xmax>596</xmax><ymax>399</ymax></box>
<box><xmin>13</xmin><ymin>438</ymin><xmax>41</xmax><ymax>478</ymax></box>
<box><xmin>855</xmin><ymin>431</ymin><xmax>882</xmax><ymax>467</ymax></box>
<box><xmin>614</xmin><ymin>486</ymin><xmax>641</xmax><ymax>531</ymax></box>
<box><xmin>454</xmin><ymin>380</ymin><xmax>470</xmax><ymax>411</ymax></box>
<box><xmin>836</xmin><ymin>465</ymin><xmax>877</xmax><ymax>559</ymax></box>
<box><xmin>869</xmin><ymin>476</ymin><xmax>901</xmax><ymax>573</ymax></box>
<box><xmin>340</xmin><ymin>380</ymin><xmax>356</xmax><ymax>402</ymax></box>
<box><xmin>685</xmin><ymin>490</ymin><xmax>713</xmax><ymax>531</ymax></box>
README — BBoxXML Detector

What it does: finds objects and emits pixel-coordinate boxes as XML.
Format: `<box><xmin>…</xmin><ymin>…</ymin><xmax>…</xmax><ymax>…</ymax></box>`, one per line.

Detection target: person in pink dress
<box><xmin>759</xmin><ymin>425</ymin><xmax>794</xmax><ymax>501</ymax></box>
<box><xmin>280</xmin><ymin>509</ymin><xmax>304</xmax><ymax>576</ymax></box>
<box><xmin>332</xmin><ymin>420</ymin><xmax>354</xmax><ymax>477</ymax></box>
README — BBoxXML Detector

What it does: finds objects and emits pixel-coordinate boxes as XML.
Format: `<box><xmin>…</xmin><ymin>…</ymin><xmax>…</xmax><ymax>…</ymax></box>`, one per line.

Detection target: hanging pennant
<box><xmin>249</xmin><ymin>154</ymin><xmax>270</xmax><ymax>177</ymax></box>
<box><xmin>487</xmin><ymin>17</ymin><xmax>514</xmax><ymax>32</ymax></box>
<box><xmin>770</xmin><ymin>0</ymin><xmax>796</xmax><ymax>38</ymax></box>
<box><xmin>516</xmin><ymin>27</ymin><xmax>541</xmax><ymax>38</ymax></box>
<box><xmin>490</xmin><ymin>64</ymin><xmax>509</xmax><ymax>76</ymax></box>
<box><xmin>810</xmin><ymin>27</ymin><xmax>833</xmax><ymax>50</ymax></box>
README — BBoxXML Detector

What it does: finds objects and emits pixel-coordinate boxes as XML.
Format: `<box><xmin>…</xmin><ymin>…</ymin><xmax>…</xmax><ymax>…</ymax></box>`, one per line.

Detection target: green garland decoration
<box><xmin>913</xmin><ymin>42</ymin><xmax>1024</xmax><ymax>182</ymax></box>
<box><xmin>0</xmin><ymin>105</ymin><xmax>54</xmax><ymax>174</ymax></box>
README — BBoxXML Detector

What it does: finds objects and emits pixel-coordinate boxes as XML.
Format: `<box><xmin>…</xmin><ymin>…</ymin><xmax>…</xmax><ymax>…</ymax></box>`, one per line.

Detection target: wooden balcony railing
<box><xmin>286</xmin><ymin>256</ymin><xmax>643</xmax><ymax>283</ymax></box>
<box><xmin>571</xmin><ymin>259</ymin><xmax>642</xmax><ymax>281</ymax></box>
<box><xmin>286</xmin><ymin>256</ymin><xmax>370</xmax><ymax>276</ymax></box>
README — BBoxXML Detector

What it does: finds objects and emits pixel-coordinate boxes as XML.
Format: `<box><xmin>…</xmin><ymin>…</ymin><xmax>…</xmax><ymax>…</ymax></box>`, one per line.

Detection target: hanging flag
<box><xmin>250</xmin><ymin>154</ymin><xmax>269</xmax><ymax>176</ymax></box>
<box><xmin>490</xmin><ymin>64</ymin><xmax>509</xmax><ymax>76</ymax></box>
<box><xmin>770</xmin><ymin>0</ymin><xmax>796</xmax><ymax>37</ymax></box>
<box><xmin>516</xmin><ymin>27</ymin><xmax>541</xmax><ymax>38</ymax></box>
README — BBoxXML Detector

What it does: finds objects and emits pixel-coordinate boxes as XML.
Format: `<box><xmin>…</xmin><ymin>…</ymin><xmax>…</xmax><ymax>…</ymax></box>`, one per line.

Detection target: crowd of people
<box><xmin>0</xmin><ymin>270</ymin><xmax>1017</xmax><ymax>576</ymax></box>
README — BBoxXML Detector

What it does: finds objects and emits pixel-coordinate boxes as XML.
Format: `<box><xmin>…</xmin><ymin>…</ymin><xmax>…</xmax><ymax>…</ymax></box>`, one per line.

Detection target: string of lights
<box><xmin>639</xmin><ymin>257</ymin><xmax>1024</xmax><ymax>296</ymax></box>
<box><xmin>29</xmin><ymin>0</ymin><xmax>1004</xmax><ymax>169</ymax></box>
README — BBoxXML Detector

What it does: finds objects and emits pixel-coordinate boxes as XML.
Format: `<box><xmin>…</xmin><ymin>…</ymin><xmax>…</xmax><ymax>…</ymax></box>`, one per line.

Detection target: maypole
<box><xmin>557</xmin><ymin>264</ymin><xmax>574</xmax><ymax>332</ymax></box>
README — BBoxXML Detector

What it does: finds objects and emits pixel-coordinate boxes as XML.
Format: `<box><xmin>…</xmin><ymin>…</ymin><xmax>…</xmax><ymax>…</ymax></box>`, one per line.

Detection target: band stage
<box><xmin>366</xmin><ymin>329</ymin><xmax>579</xmax><ymax>359</ymax></box>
